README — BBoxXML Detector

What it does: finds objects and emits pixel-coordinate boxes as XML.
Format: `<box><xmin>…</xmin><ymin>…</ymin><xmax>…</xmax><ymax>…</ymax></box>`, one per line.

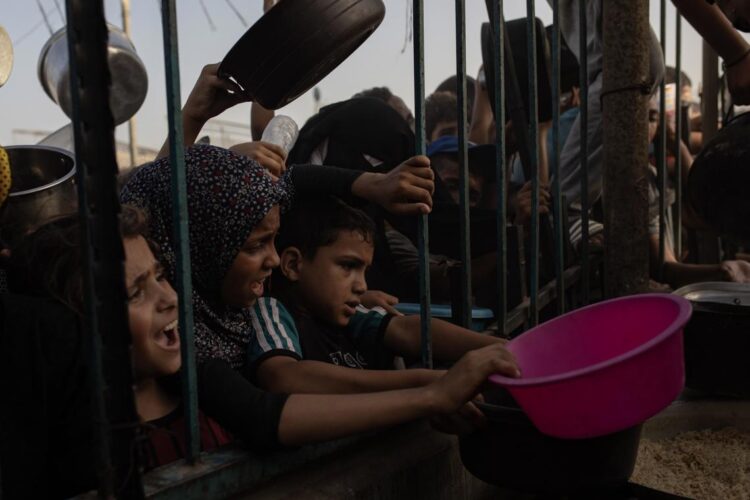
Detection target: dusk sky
<box><xmin>1</xmin><ymin>1</ymin><xmax>708</xmax><ymax>152</ymax></box>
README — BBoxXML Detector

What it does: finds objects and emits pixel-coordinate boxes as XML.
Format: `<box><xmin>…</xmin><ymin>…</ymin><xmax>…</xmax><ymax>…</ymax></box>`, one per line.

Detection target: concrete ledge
<box><xmin>239</xmin><ymin>421</ymin><xmax>501</xmax><ymax>500</ymax></box>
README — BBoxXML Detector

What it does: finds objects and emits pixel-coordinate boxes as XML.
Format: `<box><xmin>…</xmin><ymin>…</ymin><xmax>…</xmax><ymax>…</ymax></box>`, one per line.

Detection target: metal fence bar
<box><xmin>65</xmin><ymin>0</ymin><xmax>143</xmax><ymax>496</ymax></box>
<box><xmin>658</xmin><ymin>0</ymin><xmax>668</xmax><ymax>279</ymax></box>
<box><xmin>578</xmin><ymin>0</ymin><xmax>590</xmax><ymax>304</ymax></box>
<box><xmin>491</xmin><ymin>0</ymin><xmax>507</xmax><ymax>331</ymax></box>
<box><xmin>413</xmin><ymin>0</ymin><xmax>432</xmax><ymax>368</ymax></box>
<box><xmin>550</xmin><ymin>0</ymin><xmax>565</xmax><ymax>314</ymax></box>
<box><xmin>526</xmin><ymin>0</ymin><xmax>540</xmax><ymax>326</ymax></box>
<box><xmin>454</xmin><ymin>0</ymin><xmax>472</xmax><ymax>328</ymax></box>
<box><xmin>674</xmin><ymin>11</ymin><xmax>683</xmax><ymax>260</ymax></box>
<box><xmin>160</xmin><ymin>0</ymin><xmax>200</xmax><ymax>462</ymax></box>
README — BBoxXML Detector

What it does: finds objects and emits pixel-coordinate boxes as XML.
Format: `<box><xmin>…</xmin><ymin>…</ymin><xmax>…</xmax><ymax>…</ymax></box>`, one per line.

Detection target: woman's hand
<box><xmin>426</xmin><ymin>343</ymin><xmax>519</xmax><ymax>415</ymax></box>
<box><xmin>183</xmin><ymin>64</ymin><xmax>249</xmax><ymax>127</ymax></box>
<box><xmin>512</xmin><ymin>181</ymin><xmax>550</xmax><ymax>226</ymax></box>
<box><xmin>229</xmin><ymin>141</ymin><xmax>287</xmax><ymax>179</ymax></box>
<box><xmin>351</xmin><ymin>156</ymin><xmax>435</xmax><ymax>215</ymax></box>
<box><xmin>360</xmin><ymin>290</ymin><xmax>402</xmax><ymax>316</ymax></box>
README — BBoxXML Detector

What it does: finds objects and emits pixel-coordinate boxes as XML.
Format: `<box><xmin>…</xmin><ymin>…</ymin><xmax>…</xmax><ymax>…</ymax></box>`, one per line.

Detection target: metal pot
<box><xmin>0</xmin><ymin>146</ymin><xmax>77</xmax><ymax>246</ymax></box>
<box><xmin>38</xmin><ymin>23</ymin><xmax>147</xmax><ymax>125</ymax></box>
<box><xmin>673</xmin><ymin>282</ymin><xmax>750</xmax><ymax>397</ymax></box>
<box><xmin>219</xmin><ymin>0</ymin><xmax>385</xmax><ymax>110</ymax></box>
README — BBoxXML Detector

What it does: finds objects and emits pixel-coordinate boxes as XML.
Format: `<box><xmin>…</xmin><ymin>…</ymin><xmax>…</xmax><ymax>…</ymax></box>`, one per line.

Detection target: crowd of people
<box><xmin>2</xmin><ymin>0</ymin><xmax>750</xmax><ymax>497</ymax></box>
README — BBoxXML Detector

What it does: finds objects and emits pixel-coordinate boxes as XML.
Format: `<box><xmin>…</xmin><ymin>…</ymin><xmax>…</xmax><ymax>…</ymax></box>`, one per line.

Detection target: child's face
<box><xmin>221</xmin><ymin>205</ymin><xmax>281</xmax><ymax>308</ymax></box>
<box><xmin>294</xmin><ymin>230</ymin><xmax>374</xmax><ymax>327</ymax></box>
<box><xmin>648</xmin><ymin>102</ymin><xmax>660</xmax><ymax>144</ymax></box>
<box><xmin>124</xmin><ymin>236</ymin><xmax>181</xmax><ymax>381</ymax></box>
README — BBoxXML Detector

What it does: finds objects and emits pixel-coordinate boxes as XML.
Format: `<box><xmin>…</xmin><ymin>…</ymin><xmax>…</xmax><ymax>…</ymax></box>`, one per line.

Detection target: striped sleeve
<box><xmin>247</xmin><ymin>298</ymin><xmax>302</xmax><ymax>369</ymax></box>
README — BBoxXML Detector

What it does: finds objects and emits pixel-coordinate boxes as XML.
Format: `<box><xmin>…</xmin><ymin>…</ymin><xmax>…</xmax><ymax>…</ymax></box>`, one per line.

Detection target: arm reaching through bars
<box><xmin>671</xmin><ymin>0</ymin><xmax>750</xmax><ymax>104</ymax></box>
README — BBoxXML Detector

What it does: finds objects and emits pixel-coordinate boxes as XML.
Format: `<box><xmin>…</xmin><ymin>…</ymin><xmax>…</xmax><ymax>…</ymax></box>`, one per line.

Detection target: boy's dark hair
<box><xmin>425</xmin><ymin>91</ymin><xmax>458</xmax><ymax>140</ymax></box>
<box><xmin>352</xmin><ymin>86</ymin><xmax>393</xmax><ymax>103</ymax></box>
<box><xmin>276</xmin><ymin>196</ymin><xmax>376</xmax><ymax>259</ymax></box>
<box><xmin>6</xmin><ymin>205</ymin><xmax>151</xmax><ymax>315</ymax></box>
<box><xmin>435</xmin><ymin>74</ymin><xmax>476</xmax><ymax>114</ymax></box>
<box><xmin>665</xmin><ymin>66</ymin><xmax>692</xmax><ymax>88</ymax></box>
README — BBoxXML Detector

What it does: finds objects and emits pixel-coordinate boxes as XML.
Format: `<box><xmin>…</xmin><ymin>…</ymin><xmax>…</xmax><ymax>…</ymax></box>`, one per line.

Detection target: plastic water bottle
<box><xmin>261</xmin><ymin>115</ymin><xmax>299</xmax><ymax>155</ymax></box>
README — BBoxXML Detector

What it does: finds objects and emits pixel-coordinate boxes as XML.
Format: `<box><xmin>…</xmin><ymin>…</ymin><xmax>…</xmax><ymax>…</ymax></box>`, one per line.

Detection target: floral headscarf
<box><xmin>121</xmin><ymin>145</ymin><xmax>293</xmax><ymax>368</ymax></box>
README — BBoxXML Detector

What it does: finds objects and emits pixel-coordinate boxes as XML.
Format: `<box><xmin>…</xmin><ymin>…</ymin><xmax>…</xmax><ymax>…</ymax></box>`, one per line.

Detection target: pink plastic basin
<box><xmin>489</xmin><ymin>294</ymin><xmax>692</xmax><ymax>439</ymax></box>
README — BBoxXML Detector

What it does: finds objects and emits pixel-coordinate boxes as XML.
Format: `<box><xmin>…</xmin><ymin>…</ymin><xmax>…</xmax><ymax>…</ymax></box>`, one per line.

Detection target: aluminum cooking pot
<box><xmin>0</xmin><ymin>146</ymin><xmax>77</xmax><ymax>246</ymax></box>
<box><xmin>673</xmin><ymin>282</ymin><xmax>750</xmax><ymax>397</ymax></box>
<box><xmin>219</xmin><ymin>0</ymin><xmax>385</xmax><ymax>110</ymax></box>
<box><xmin>38</xmin><ymin>24</ymin><xmax>148</xmax><ymax>125</ymax></box>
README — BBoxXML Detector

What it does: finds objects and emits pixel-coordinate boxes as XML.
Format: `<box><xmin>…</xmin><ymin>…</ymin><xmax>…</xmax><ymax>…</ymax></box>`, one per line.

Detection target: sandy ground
<box><xmin>632</xmin><ymin>427</ymin><xmax>750</xmax><ymax>500</ymax></box>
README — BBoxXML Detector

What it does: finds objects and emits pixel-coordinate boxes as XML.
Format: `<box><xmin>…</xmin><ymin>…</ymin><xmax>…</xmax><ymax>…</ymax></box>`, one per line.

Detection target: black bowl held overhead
<box><xmin>218</xmin><ymin>0</ymin><xmax>386</xmax><ymax>110</ymax></box>
<box><xmin>459</xmin><ymin>388</ymin><xmax>642</xmax><ymax>496</ymax></box>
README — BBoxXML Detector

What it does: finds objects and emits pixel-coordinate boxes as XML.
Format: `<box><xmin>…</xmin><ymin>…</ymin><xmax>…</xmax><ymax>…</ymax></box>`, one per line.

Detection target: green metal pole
<box><xmin>413</xmin><ymin>0</ymin><xmax>432</xmax><ymax>368</ymax></box>
<box><xmin>160</xmin><ymin>0</ymin><xmax>199</xmax><ymax>462</ymax></box>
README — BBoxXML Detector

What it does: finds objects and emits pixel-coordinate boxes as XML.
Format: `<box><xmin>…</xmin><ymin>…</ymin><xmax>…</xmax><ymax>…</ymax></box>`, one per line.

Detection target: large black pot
<box><xmin>459</xmin><ymin>389</ymin><xmax>642</xmax><ymax>495</ymax></box>
<box><xmin>673</xmin><ymin>282</ymin><xmax>750</xmax><ymax>398</ymax></box>
<box><xmin>219</xmin><ymin>0</ymin><xmax>385</xmax><ymax>110</ymax></box>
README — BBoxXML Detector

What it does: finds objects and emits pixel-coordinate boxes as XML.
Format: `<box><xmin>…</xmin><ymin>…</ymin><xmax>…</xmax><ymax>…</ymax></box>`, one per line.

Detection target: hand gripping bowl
<box><xmin>489</xmin><ymin>294</ymin><xmax>692</xmax><ymax>439</ymax></box>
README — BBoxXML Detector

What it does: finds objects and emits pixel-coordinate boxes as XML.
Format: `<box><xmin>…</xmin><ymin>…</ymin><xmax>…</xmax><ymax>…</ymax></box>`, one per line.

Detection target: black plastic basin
<box><xmin>459</xmin><ymin>388</ymin><xmax>642</xmax><ymax>495</ymax></box>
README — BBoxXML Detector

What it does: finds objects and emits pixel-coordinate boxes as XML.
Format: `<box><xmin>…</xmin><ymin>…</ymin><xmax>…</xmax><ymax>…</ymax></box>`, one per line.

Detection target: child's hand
<box><xmin>429</xmin><ymin>399</ymin><xmax>487</xmax><ymax>435</ymax></box>
<box><xmin>351</xmin><ymin>156</ymin><xmax>435</xmax><ymax>215</ymax></box>
<box><xmin>720</xmin><ymin>259</ymin><xmax>750</xmax><ymax>283</ymax></box>
<box><xmin>426</xmin><ymin>343</ymin><xmax>519</xmax><ymax>415</ymax></box>
<box><xmin>229</xmin><ymin>141</ymin><xmax>287</xmax><ymax>179</ymax></box>
<box><xmin>183</xmin><ymin>64</ymin><xmax>249</xmax><ymax>126</ymax></box>
<box><xmin>360</xmin><ymin>290</ymin><xmax>402</xmax><ymax>316</ymax></box>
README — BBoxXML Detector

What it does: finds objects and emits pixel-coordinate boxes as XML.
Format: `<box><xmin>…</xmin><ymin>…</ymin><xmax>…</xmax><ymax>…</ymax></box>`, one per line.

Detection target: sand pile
<box><xmin>632</xmin><ymin>427</ymin><xmax>750</xmax><ymax>500</ymax></box>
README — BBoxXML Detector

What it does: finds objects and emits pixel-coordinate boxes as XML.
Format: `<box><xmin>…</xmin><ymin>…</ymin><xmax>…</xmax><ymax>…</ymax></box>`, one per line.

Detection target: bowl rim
<box><xmin>489</xmin><ymin>293</ymin><xmax>692</xmax><ymax>388</ymax></box>
<box><xmin>5</xmin><ymin>145</ymin><xmax>76</xmax><ymax>197</ymax></box>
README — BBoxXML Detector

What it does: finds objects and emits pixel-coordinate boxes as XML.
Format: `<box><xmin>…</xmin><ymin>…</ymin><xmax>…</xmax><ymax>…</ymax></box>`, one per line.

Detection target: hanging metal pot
<box><xmin>0</xmin><ymin>25</ymin><xmax>13</xmax><ymax>88</ymax></box>
<box><xmin>0</xmin><ymin>146</ymin><xmax>77</xmax><ymax>246</ymax></box>
<box><xmin>38</xmin><ymin>23</ymin><xmax>148</xmax><ymax>125</ymax></box>
<box><xmin>219</xmin><ymin>0</ymin><xmax>385</xmax><ymax>110</ymax></box>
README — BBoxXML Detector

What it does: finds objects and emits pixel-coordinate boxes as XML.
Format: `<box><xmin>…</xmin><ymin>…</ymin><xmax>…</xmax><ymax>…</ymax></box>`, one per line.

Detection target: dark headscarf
<box><xmin>121</xmin><ymin>145</ymin><xmax>293</xmax><ymax>368</ymax></box>
<box><xmin>289</xmin><ymin>97</ymin><xmax>415</xmax><ymax>172</ymax></box>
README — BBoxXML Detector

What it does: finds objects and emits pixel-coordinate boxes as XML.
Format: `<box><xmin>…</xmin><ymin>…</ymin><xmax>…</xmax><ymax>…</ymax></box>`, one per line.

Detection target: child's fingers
<box><xmin>256</xmin><ymin>142</ymin><xmax>288</xmax><ymax>160</ymax></box>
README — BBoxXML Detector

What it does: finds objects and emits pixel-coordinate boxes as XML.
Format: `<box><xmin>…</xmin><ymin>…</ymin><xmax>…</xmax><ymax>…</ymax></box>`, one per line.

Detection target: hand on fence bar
<box><xmin>229</xmin><ymin>141</ymin><xmax>287</xmax><ymax>179</ymax></box>
<box><xmin>513</xmin><ymin>180</ymin><xmax>550</xmax><ymax>227</ymax></box>
<box><xmin>351</xmin><ymin>155</ymin><xmax>435</xmax><ymax>216</ymax></box>
<box><xmin>360</xmin><ymin>290</ymin><xmax>403</xmax><ymax>316</ymax></box>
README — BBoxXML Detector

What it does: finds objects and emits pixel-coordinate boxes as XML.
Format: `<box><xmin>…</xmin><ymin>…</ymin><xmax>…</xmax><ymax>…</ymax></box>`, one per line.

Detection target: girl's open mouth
<box><xmin>156</xmin><ymin>319</ymin><xmax>180</xmax><ymax>351</ymax></box>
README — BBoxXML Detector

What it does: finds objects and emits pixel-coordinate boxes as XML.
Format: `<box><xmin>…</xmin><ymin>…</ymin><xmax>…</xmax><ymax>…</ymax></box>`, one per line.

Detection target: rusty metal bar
<box><xmin>65</xmin><ymin>0</ymin><xmax>143</xmax><ymax>496</ymax></box>
<box><xmin>601</xmin><ymin>0</ymin><xmax>651</xmax><ymax>297</ymax></box>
